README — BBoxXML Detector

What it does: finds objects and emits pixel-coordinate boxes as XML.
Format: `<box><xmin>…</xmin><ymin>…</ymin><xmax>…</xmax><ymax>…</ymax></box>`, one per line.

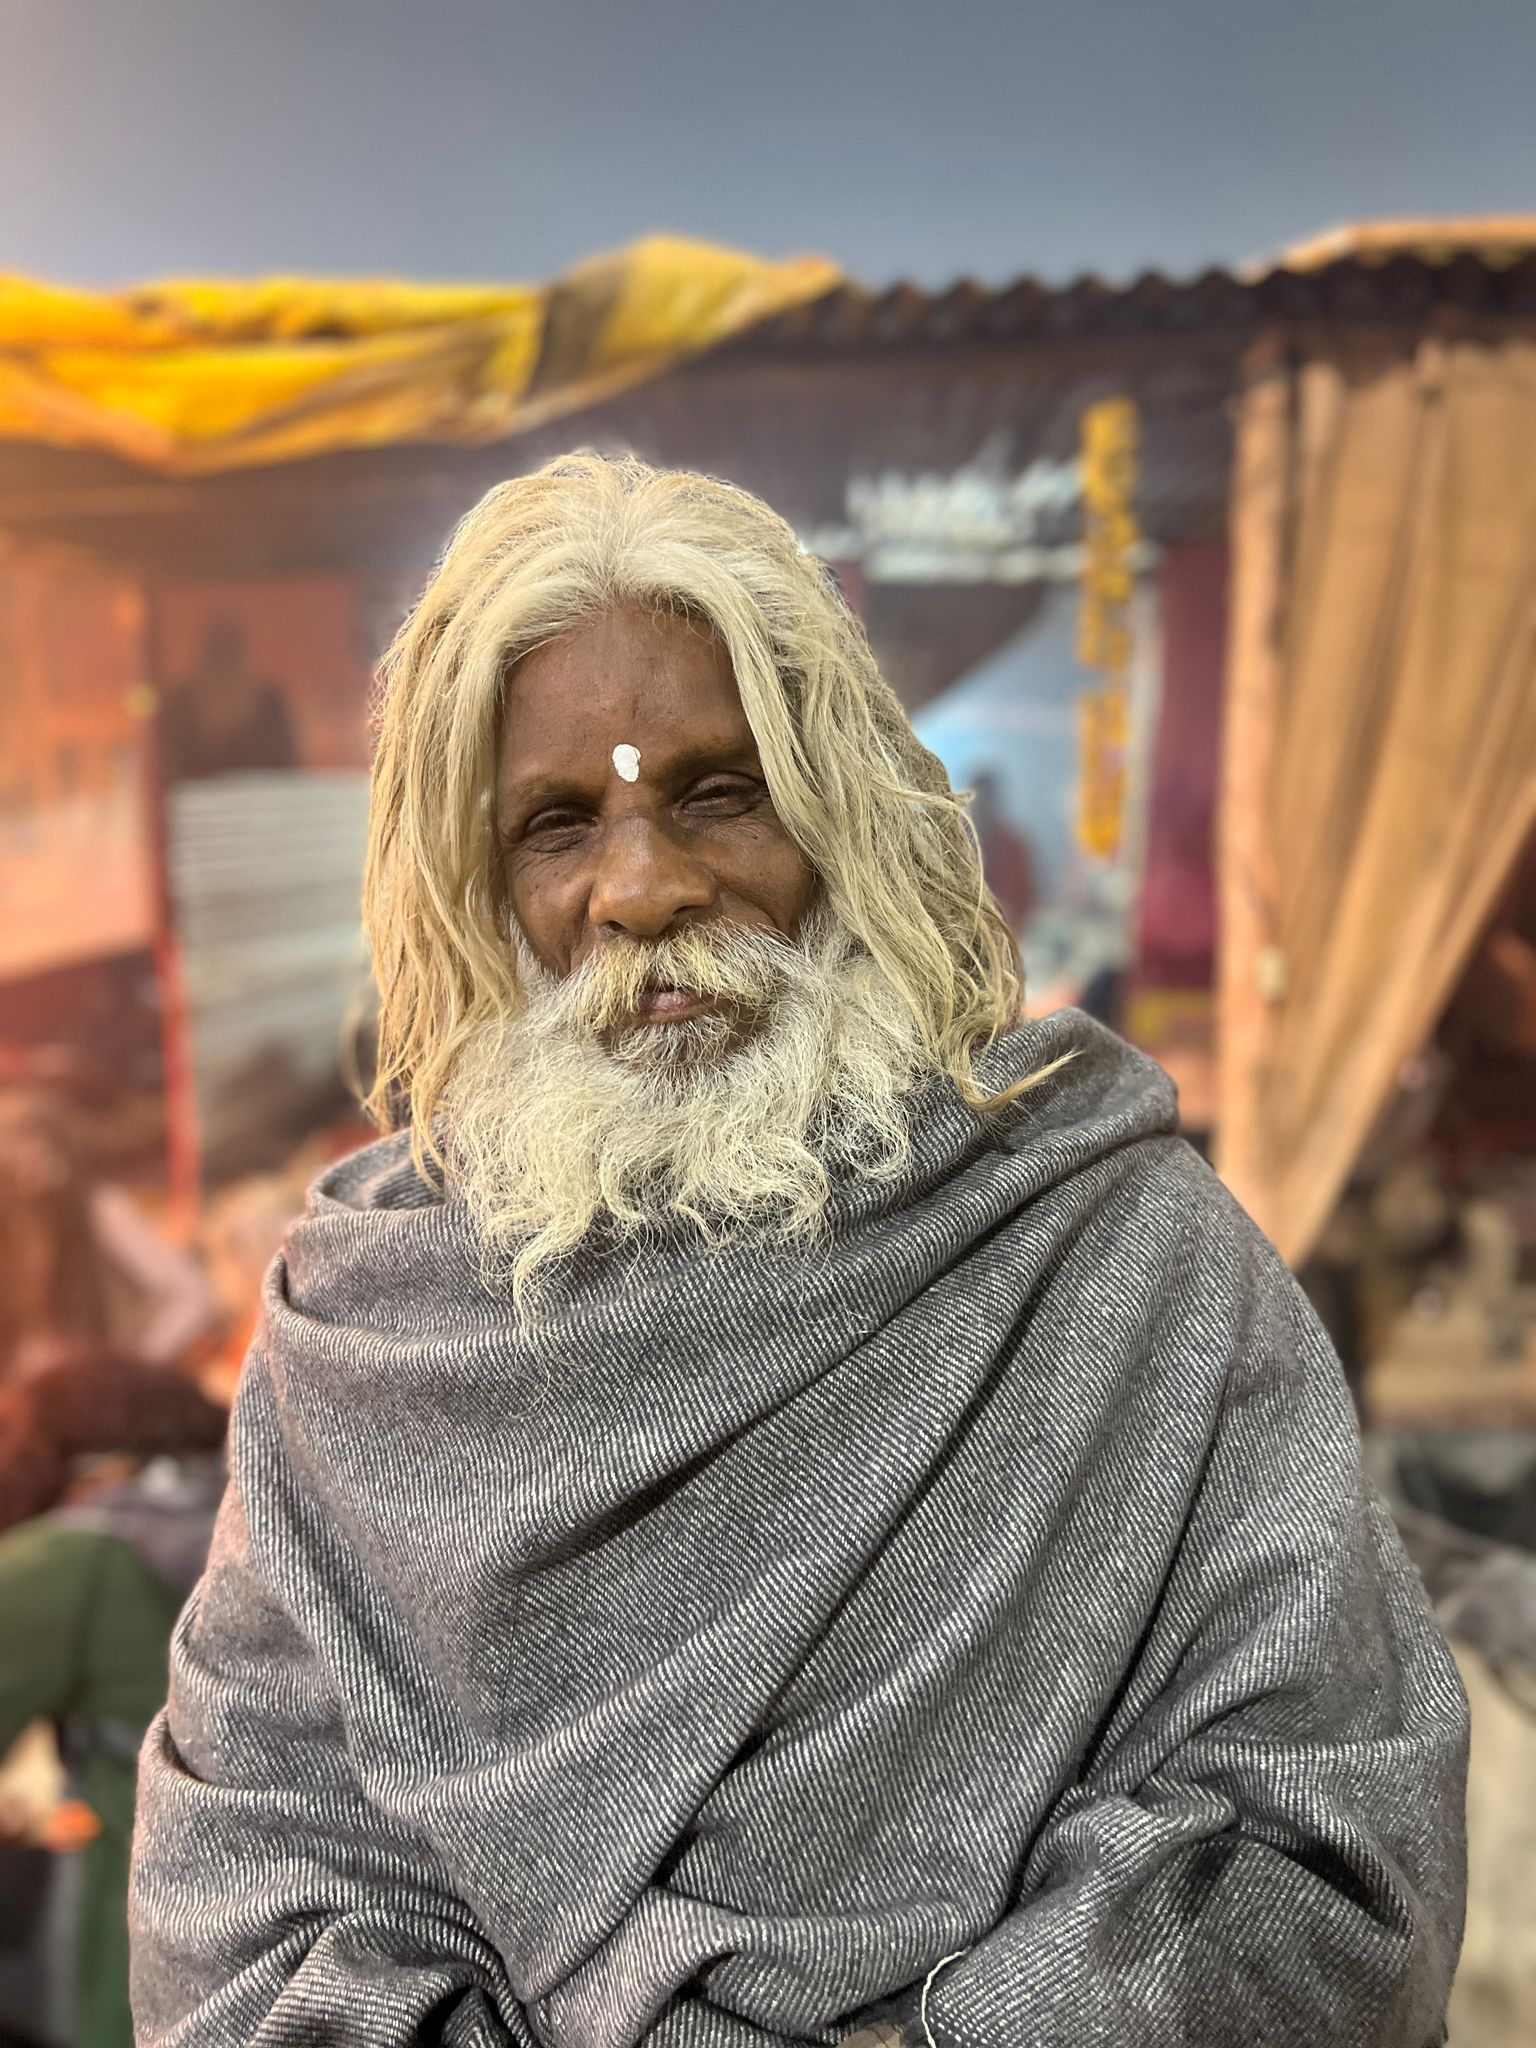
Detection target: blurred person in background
<box><xmin>965</xmin><ymin>764</ymin><xmax>1035</xmax><ymax>935</ymax></box>
<box><xmin>0</xmin><ymin>1452</ymin><xmax>225</xmax><ymax>2048</ymax></box>
<box><xmin>0</xmin><ymin>1525</ymin><xmax>185</xmax><ymax>2048</ymax></box>
<box><xmin>0</xmin><ymin>1090</ymin><xmax>219</xmax><ymax>1388</ymax></box>
<box><xmin>132</xmin><ymin>455</ymin><xmax>1467</xmax><ymax>2048</ymax></box>
<box><xmin>0</xmin><ymin>1092</ymin><xmax>226</xmax><ymax>2042</ymax></box>
<box><xmin>0</xmin><ymin>1089</ymin><xmax>226</xmax><ymax>1534</ymax></box>
<box><xmin>155</xmin><ymin>615</ymin><xmax>297</xmax><ymax>787</ymax></box>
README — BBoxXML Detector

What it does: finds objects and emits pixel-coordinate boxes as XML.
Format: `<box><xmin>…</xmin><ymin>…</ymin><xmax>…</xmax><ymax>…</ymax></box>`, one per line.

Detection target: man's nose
<box><xmin>585</xmin><ymin>815</ymin><xmax>716</xmax><ymax>939</ymax></box>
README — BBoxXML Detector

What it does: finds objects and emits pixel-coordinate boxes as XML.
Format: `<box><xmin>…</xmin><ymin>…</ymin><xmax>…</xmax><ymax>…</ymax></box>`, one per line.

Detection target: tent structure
<box><xmin>2</xmin><ymin>224</ymin><xmax>1534</xmax><ymax>1280</ymax></box>
<box><xmin>1220</xmin><ymin>318</ymin><xmax>1536</xmax><ymax>1264</ymax></box>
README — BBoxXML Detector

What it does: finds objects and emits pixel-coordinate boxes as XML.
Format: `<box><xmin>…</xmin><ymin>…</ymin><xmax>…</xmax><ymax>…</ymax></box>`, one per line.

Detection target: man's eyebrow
<box><xmin>659</xmin><ymin>738</ymin><xmax>763</xmax><ymax>779</ymax></box>
<box><xmin>495</xmin><ymin>774</ymin><xmax>592</xmax><ymax>838</ymax></box>
<box><xmin>500</xmin><ymin>772</ymin><xmax>590</xmax><ymax>810</ymax></box>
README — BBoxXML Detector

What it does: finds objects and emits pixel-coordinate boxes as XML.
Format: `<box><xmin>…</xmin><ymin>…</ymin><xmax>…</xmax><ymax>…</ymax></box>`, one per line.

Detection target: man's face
<box><xmin>495</xmin><ymin>603</ymin><xmax>818</xmax><ymax>1037</ymax></box>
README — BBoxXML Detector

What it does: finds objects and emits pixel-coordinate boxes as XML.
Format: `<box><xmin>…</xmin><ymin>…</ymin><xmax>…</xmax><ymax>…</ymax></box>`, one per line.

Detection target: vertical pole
<box><xmin>1216</xmin><ymin>335</ymin><xmax>1294</xmax><ymax>1232</ymax></box>
<box><xmin>129</xmin><ymin>584</ymin><xmax>202</xmax><ymax>1242</ymax></box>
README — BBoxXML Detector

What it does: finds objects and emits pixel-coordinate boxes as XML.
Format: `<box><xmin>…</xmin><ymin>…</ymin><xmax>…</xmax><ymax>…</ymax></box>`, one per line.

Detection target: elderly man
<box><xmin>130</xmin><ymin>454</ymin><xmax>1467</xmax><ymax>2048</ymax></box>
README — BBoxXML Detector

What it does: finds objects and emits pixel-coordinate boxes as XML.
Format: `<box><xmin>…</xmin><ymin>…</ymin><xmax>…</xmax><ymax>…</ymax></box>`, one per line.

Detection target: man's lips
<box><xmin>631</xmin><ymin>985</ymin><xmax>721</xmax><ymax>1024</ymax></box>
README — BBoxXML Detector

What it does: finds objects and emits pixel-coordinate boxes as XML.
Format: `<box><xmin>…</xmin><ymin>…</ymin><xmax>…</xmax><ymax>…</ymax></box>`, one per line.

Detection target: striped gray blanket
<box><xmin>130</xmin><ymin>1009</ymin><xmax>1468</xmax><ymax>2046</ymax></box>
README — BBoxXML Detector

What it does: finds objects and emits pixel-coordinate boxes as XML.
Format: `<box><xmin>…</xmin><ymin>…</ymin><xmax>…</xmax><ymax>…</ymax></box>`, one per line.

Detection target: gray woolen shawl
<box><xmin>129</xmin><ymin>1010</ymin><xmax>1468</xmax><ymax>2048</ymax></box>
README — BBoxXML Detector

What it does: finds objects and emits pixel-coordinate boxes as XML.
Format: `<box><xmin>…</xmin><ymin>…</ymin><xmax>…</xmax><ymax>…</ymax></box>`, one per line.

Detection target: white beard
<box><xmin>442</xmin><ymin>902</ymin><xmax>929</xmax><ymax>1313</ymax></box>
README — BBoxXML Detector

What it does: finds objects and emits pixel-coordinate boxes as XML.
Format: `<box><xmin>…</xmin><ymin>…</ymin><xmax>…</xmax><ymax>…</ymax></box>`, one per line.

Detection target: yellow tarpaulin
<box><xmin>0</xmin><ymin>236</ymin><xmax>841</xmax><ymax>475</ymax></box>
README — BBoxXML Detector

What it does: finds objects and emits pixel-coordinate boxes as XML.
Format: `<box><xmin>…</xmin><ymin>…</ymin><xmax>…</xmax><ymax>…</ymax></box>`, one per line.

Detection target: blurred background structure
<box><xmin>3</xmin><ymin>2</ymin><xmax>1536</xmax><ymax>2038</ymax></box>
<box><xmin>4</xmin><ymin>224</ymin><xmax>1534</xmax><ymax>1390</ymax></box>
<box><xmin>1</xmin><ymin>213</ymin><xmax>1536</xmax><ymax>2047</ymax></box>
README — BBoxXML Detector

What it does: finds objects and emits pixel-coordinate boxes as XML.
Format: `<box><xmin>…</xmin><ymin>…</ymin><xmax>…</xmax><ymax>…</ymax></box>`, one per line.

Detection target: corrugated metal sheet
<box><xmin>167</xmin><ymin>771</ymin><xmax>371</xmax><ymax>1173</ymax></box>
<box><xmin>723</xmin><ymin>252</ymin><xmax>1536</xmax><ymax>354</ymax></box>
<box><xmin>1279</xmin><ymin>217</ymin><xmax>1536</xmax><ymax>272</ymax></box>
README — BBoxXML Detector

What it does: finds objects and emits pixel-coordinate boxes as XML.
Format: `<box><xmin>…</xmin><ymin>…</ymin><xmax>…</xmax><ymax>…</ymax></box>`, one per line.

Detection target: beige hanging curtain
<box><xmin>1219</xmin><ymin>331</ymin><xmax>1536</xmax><ymax>1265</ymax></box>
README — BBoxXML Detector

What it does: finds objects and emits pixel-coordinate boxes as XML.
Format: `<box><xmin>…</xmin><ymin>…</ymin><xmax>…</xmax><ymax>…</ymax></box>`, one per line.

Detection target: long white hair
<box><xmin>364</xmin><ymin>450</ymin><xmax>1048</xmax><ymax>1185</ymax></box>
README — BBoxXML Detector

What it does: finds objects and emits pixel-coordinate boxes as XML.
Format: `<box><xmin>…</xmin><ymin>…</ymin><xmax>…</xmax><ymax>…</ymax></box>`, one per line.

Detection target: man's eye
<box><xmin>688</xmin><ymin>779</ymin><xmax>759</xmax><ymax>808</ymax></box>
<box><xmin>524</xmin><ymin>809</ymin><xmax>586</xmax><ymax>839</ymax></box>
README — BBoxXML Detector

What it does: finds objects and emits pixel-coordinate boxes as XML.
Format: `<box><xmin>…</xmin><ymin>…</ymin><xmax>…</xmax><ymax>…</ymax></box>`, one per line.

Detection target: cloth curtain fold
<box><xmin>1219</xmin><ymin>332</ymin><xmax>1536</xmax><ymax>1264</ymax></box>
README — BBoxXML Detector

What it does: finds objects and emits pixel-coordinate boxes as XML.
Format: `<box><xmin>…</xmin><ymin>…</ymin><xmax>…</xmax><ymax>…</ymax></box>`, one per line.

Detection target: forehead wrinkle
<box><xmin>496</xmin><ymin>612</ymin><xmax>762</xmax><ymax>812</ymax></box>
<box><xmin>495</xmin><ymin>737</ymin><xmax>766</xmax><ymax>839</ymax></box>
<box><xmin>503</xmin><ymin>723</ymin><xmax>759</xmax><ymax>797</ymax></box>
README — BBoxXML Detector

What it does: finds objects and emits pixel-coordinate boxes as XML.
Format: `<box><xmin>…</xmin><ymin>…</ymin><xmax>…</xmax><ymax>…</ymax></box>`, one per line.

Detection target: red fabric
<box><xmin>1135</xmin><ymin>544</ymin><xmax>1228</xmax><ymax>990</ymax></box>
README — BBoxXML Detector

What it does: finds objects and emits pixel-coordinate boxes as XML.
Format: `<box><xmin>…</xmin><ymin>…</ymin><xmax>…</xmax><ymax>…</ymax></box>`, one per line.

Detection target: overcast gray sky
<box><xmin>4</xmin><ymin>0</ymin><xmax>1533</xmax><ymax>290</ymax></box>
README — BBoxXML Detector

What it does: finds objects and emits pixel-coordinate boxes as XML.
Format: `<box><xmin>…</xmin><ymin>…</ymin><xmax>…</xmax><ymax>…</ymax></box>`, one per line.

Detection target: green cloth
<box><xmin>0</xmin><ymin>1521</ymin><xmax>182</xmax><ymax>2048</ymax></box>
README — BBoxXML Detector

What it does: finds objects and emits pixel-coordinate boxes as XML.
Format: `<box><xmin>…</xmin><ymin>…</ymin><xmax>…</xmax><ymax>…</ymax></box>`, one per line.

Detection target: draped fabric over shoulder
<box><xmin>129</xmin><ymin>1009</ymin><xmax>1468</xmax><ymax>2048</ymax></box>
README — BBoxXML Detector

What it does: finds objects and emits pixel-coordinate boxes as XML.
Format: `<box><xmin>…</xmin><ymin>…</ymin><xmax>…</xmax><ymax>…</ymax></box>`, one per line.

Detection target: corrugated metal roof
<box><xmin>725</xmin><ymin>251</ymin><xmax>1536</xmax><ymax>353</ymax></box>
<box><xmin>4</xmin><ymin>225</ymin><xmax>1534</xmax><ymax>581</ymax></box>
<box><xmin>1278</xmin><ymin>216</ymin><xmax>1536</xmax><ymax>272</ymax></box>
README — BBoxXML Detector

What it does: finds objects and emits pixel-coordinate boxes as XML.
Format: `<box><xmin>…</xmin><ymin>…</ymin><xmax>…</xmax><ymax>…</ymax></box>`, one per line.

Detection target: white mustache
<box><xmin>524</xmin><ymin>920</ymin><xmax>807</xmax><ymax>1039</ymax></box>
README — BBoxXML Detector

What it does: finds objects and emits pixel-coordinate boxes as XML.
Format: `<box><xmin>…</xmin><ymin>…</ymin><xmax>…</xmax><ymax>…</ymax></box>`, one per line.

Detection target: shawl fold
<box><xmin>129</xmin><ymin>1010</ymin><xmax>1468</xmax><ymax>2047</ymax></box>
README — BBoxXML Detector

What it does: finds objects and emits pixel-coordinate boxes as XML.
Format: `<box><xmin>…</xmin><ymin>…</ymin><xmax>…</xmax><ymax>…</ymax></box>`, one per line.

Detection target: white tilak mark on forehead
<box><xmin>611</xmin><ymin>743</ymin><xmax>641</xmax><ymax>782</ymax></box>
